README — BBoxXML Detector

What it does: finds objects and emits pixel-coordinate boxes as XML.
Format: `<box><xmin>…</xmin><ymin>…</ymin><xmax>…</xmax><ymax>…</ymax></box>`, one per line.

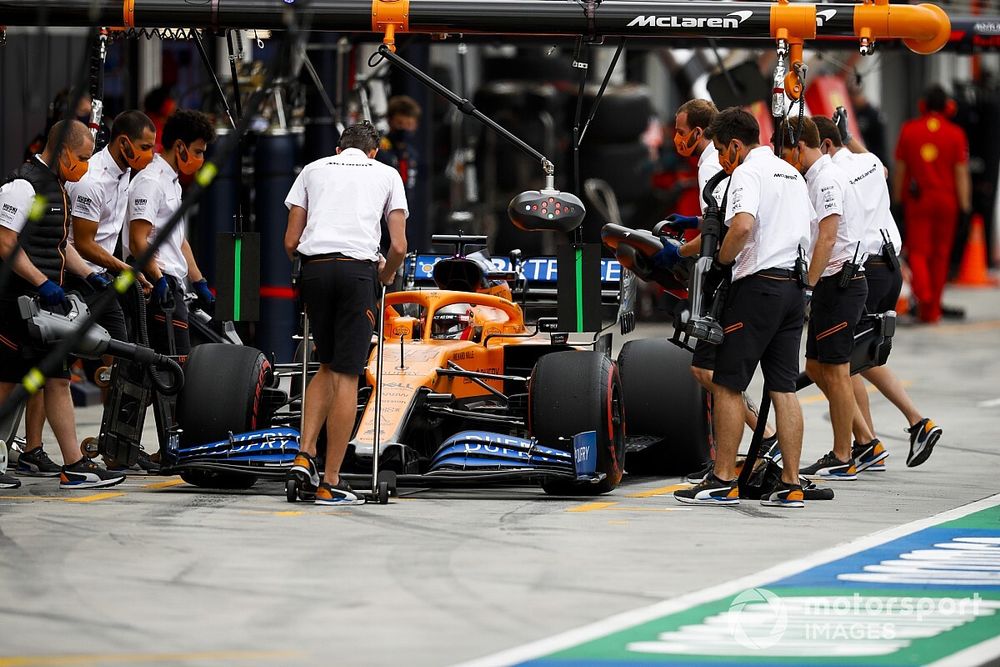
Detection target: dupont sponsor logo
<box><xmin>627</xmin><ymin>11</ymin><xmax>752</xmax><ymax>30</ymax></box>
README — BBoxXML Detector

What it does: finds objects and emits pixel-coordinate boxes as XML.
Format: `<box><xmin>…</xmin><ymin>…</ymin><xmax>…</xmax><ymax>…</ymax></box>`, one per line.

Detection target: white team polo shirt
<box><xmin>66</xmin><ymin>146</ymin><xmax>131</xmax><ymax>272</ymax></box>
<box><xmin>804</xmin><ymin>154</ymin><xmax>866</xmax><ymax>279</ymax></box>
<box><xmin>725</xmin><ymin>145</ymin><xmax>814</xmax><ymax>282</ymax></box>
<box><xmin>126</xmin><ymin>154</ymin><xmax>188</xmax><ymax>279</ymax></box>
<box><xmin>697</xmin><ymin>142</ymin><xmax>728</xmax><ymax>214</ymax></box>
<box><xmin>831</xmin><ymin>148</ymin><xmax>901</xmax><ymax>259</ymax></box>
<box><xmin>284</xmin><ymin>147</ymin><xmax>408</xmax><ymax>262</ymax></box>
<box><xmin>0</xmin><ymin>178</ymin><xmax>37</xmax><ymax>235</ymax></box>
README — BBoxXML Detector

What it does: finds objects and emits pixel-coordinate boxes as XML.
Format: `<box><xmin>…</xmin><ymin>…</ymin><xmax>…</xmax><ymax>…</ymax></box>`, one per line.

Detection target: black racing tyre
<box><xmin>177</xmin><ymin>343</ymin><xmax>272</xmax><ymax>447</ymax></box>
<box><xmin>576</xmin><ymin>84</ymin><xmax>653</xmax><ymax>144</ymax></box>
<box><xmin>286</xmin><ymin>478</ymin><xmax>299</xmax><ymax>502</ymax></box>
<box><xmin>180</xmin><ymin>470</ymin><xmax>258</xmax><ymax>490</ymax></box>
<box><xmin>617</xmin><ymin>339</ymin><xmax>711</xmax><ymax>475</ymax></box>
<box><xmin>530</xmin><ymin>351</ymin><xmax>625</xmax><ymax>495</ymax></box>
<box><xmin>579</xmin><ymin>142</ymin><xmax>651</xmax><ymax>203</ymax></box>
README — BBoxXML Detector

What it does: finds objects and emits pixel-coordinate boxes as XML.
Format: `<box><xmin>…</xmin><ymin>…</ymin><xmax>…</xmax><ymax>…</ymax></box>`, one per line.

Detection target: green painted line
<box><xmin>233</xmin><ymin>236</ymin><xmax>242</xmax><ymax>322</ymax></box>
<box><xmin>575</xmin><ymin>246</ymin><xmax>584</xmax><ymax>332</ymax></box>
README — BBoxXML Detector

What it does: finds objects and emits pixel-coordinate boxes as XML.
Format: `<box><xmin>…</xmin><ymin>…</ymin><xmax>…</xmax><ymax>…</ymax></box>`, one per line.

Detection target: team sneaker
<box><xmin>683</xmin><ymin>460</ymin><xmax>714</xmax><ymax>485</ymax></box>
<box><xmin>314</xmin><ymin>479</ymin><xmax>366</xmax><ymax>506</ymax></box>
<box><xmin>852</xmin><ymin>439</ymin><xmax>889</xmax><ymax>473</ymax></box>
<box><xmin>16</xmin><ymin>446</ymin><xmax>62</xmax><ymax>477</ymax></box>
<box><xmin>674</xmin><ymin>473</ymin><xmax>739</xmax><ymax>506</ymax></box>
<box><xmin>906</xmin><ymin>418</ymin><xmax>942</xmax><ymax>468</ymax></box>
<box><xmin>800</xmin><ymin>452</ymin><xmax>857</xmax><ymax>480</ymax></box>
<box><xmin>59</xmin><ymin>458</ymin><xmax>126</xmax><ymax>489</ymax></box>
<box><xmin>761</xmin><ymin>435</ymin><xmax>781</xmax><ymax>465</ymax></box>
<box><xmin>289</xmin><ymin>452</ymin><xmax>320</xmax><ymax>491</ymax></box>
<box><xmin>0</xmin><ymin>471</ymin><xmax>21</xmax><ymax>489</ymax></box>
<box><xmin>760</xmin><ymin>481</ymin><xmax>805</xmax><ymax>508</ymax></box>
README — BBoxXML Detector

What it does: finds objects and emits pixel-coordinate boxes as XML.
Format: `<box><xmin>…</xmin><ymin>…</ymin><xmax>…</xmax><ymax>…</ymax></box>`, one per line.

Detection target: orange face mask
<box><xmin>59</xmin><ymin>149</ymin><xmax>89</xmax><ymax>182</ymax></box>
<box><xmin>673</xmin><ymin>127</ymin><xmax>701</xmax><ymax>157</ymax></box>
<box><xmin>121</xmin><ymin>136</ymin><xmax>154</xmax><ymax>171</ymax></box>
<box><xmin>176</xmin><ymin>142</ymin><xmax>204</xmax><ymax>176</ymax></box>
<box><xmin>718</xmin><ymin>142</ymin><xmax>742</xmax><ymax>175</ymax></box>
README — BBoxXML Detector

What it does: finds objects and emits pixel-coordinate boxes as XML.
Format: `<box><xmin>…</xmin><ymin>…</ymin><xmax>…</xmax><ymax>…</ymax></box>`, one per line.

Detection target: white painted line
<box><xmin>977</xmin><ymin>397</ymin><xmax>1000</xmax><ymax>408</ymax></box>
<box><xmin>453</xmin><ymin>493</ymin><xmax>1000</xmax><ymax>667</ymax></box>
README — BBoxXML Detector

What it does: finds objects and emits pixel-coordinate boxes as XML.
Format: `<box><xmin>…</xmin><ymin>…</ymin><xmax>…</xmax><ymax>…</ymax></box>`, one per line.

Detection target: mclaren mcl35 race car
<box><xmin>152</xmin><ymin>234</ymin><xmax>714</xmax><ymax>498</ymax></box>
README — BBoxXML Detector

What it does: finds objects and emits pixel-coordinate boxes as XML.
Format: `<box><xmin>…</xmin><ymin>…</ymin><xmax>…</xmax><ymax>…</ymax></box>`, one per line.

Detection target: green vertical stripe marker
<box><xmin>575</xmin><ymin>246</ymin><xmax>584</xmax><ymax>332</ymax></box>
<box><xmin>233</xmin><ymin>235</ymin><xmax>242</xmax><ymax>322</ymax></box>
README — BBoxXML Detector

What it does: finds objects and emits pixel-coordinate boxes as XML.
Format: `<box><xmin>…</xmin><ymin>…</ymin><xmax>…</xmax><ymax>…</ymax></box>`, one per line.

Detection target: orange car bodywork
<box><xmin>350</xmin><ymin>290</ymin><xmax>549</xmax><ymax>449</ymax></box>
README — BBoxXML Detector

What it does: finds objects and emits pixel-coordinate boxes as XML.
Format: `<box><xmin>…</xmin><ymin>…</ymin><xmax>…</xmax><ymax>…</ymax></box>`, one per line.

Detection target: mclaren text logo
<box><xmin>627</xmin><ymin>11</ymin><xmax>753</xmax><ymax>30</ymax></box>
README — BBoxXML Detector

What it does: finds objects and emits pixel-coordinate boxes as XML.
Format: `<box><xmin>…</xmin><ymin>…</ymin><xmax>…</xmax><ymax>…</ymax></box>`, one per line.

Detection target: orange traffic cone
<box><xmin>954</xmin><ymin>214</ymin><xmax>998</xmax><ymax>287</ymax></box>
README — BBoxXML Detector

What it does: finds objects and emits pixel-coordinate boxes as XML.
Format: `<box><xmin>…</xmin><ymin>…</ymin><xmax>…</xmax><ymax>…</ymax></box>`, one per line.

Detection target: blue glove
<box><xmin>86</xmin><ymin>271</ymin><xmax>113</xmax><ymax>291</ymax></box>
<box><xmin>665</xmin><ymin>213</ymin><xmax>700</xmax><ymax>230</ymax></box>
<box><xmin>652</xmin><ymin>238</ymin><xmax>682</xmax><ymax>270</ymax></box>
<box><xmin>192</xmin><ymin>279</ymin><xmax>215</xmax><ymax>306</ymax></box>
<box><xmin>36</xmin><ymin>279</ymin><xmax>66</xmax><ymax>308</ymax></box>
<box><xmin>152</xmin><ymin>276</ymin><xmax>170</xmax><ymax>304</ymax></box>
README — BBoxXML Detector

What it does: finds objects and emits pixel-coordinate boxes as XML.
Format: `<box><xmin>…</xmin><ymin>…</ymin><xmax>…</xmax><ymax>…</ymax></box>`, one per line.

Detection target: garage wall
<box><xmin>0</xmin><ymin>28</ymin><xmax>91</xmax><ymax>175</ymax></box>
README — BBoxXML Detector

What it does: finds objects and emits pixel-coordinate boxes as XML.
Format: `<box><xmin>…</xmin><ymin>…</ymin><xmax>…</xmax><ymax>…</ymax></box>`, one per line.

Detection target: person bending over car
<box><xmin>673</xmin><ymin>109</ymin><xmax>813</xmax><ymax>509</ymax></box>
<box><xmin>284</xmin><ymin>122</ymin><xmax>408</xmax><ymax>506</ymax></box>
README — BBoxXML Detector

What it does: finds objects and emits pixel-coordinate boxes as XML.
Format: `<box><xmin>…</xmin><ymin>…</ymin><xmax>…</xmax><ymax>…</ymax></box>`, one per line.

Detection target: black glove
<box><xmin>86</xmin><ymin>271</ymin><xmax>113</xmax><ymax>291</ymax></box>
<box><xmin>36</xmin><ymin>279</ymin><xmax>67</xmax><ymax>308</ymax></box>
<box><xmin>832</xmin><ymin>106</ymin><xmax>853</xmax><ymax>144</ymax></box>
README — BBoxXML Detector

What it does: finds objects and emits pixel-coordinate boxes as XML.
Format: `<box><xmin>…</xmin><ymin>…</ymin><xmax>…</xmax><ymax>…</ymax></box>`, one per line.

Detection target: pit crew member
<box><xmin>656</xmin><ymin>99</ymin><xmax>778</xmax><ymax>483</ymax></box>
<box><xmin>673</xmin><ymin>108</ymin><xmax>812</xmax><ymax>508</ymax></box>
<box><xmin>818</xmin><ymin>113</ymin><xmax>942</xmax><ymax>468</ymax></box>
<box><xmin>284</xmin><ymin>121</ymin><xmax>408</xmax><ymax>506</ymax></box>
<box><xmin>0</xmin><ymin>120</ymin><xmax>125</xmax><ymax>489</ymax></box>
<box><xmin>777</xmin><ymin>117</ymin><xmax>869</xmax><ymax>481</ymax></box>
<box><xmin>127</xmin><ymin>109</ymin><xmax>216</xmax><ymax>358</ymax></box>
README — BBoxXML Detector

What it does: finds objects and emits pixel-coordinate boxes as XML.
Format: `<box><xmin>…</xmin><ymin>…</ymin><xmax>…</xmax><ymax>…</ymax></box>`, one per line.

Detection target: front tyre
<box><xmin>530</xmin><ymin>351</ymin><xmax>625</xmax><ymax>495</ymax></box>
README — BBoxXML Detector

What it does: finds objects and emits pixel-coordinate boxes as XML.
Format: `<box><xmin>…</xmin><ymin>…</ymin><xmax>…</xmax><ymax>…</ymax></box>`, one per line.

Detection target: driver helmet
<box><xmin>431</xmin><ymin>303</ymin><xmax>475</xmax><ymax>340</ymax></box>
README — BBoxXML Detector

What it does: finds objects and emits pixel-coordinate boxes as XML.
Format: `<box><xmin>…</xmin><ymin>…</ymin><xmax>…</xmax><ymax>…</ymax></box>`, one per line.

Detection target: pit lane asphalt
<box><xmin>1</xmin><ymin>286</ymin><xmax>998</xmax><ymax>667</ymax></box>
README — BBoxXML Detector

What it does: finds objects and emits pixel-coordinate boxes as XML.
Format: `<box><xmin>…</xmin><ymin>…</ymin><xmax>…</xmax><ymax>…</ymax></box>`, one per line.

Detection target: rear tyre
<box><xmin>617</xmin><ymin>339</ymin><xmax>711</xmax><ymax>475</ymax></box>
<box><xmin>180</xmin><ymin>470</ymin><xmax>258</xmax><ymax>490</ymax></box>
<box><xmin>177</xmin><ymin>344</ymin><xmax>272</xmax><ymax>447</ymax></box>
<box><xmin>531</xmin><ymin>351</ymin><xmax>625</xmax><ymax>496</ymax></box>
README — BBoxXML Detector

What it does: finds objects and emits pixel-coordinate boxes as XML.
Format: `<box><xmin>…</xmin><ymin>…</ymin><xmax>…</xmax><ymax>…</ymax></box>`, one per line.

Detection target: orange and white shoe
<box><xmin>906</xmin><ymin>418</ymin><xmax>942</xmax><ymax>468</ymax></box>
<box><xmin>852</xmin><ymin>439</ymin><xmax>889</xmax><ymax>473</ymax></box>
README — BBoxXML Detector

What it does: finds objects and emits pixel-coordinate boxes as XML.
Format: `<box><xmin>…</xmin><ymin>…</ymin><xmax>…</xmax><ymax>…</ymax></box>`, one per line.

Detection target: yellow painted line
<box><xmin>63</xmin><ymin>492</ymin><xmax>125</xmax><ymax>503</ymax></box>
<box><xmin>607</xmin><ymin>520</ymin><xmax>630</xmax><ymax>526</ymax></box>
<box><xmin>143</xmin><ymin>478</ymin><xmax>185</xmax><ymax>490</ymax></box>
<box><xmin>626</xmin><ymin>483</ymin><xmax>691</xmax><ymax>498</ymax></box>
<box><xmin>239</xmin><ymin>510</ymin><xmax>304</xmax><ymax>517</ymax></box>
<box><xmin>566</xmin><ymin>501</ymin><xmax>618</xmax><ymax>513</ymax></box>
<box><xmin>0</xmin><ymin>650</ymin><xmax>302</xmax><ymax>666</ymax></box>
<box><xmin>0</xmin><ymin>496</ymin><xmax>64</xmax><ymax>501</ymax></box>
<box><xmin>610</xmin><ymin>506</ymin><xmax>694</xmax><ymax>512</ymax></box>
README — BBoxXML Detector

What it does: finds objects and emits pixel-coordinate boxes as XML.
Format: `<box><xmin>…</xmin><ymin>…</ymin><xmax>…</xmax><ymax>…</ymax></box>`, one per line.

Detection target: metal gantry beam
<box><xmin>0</xmin><ymin>1</ymin><xmax>952</xmax><ymax>54</ymax></box>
